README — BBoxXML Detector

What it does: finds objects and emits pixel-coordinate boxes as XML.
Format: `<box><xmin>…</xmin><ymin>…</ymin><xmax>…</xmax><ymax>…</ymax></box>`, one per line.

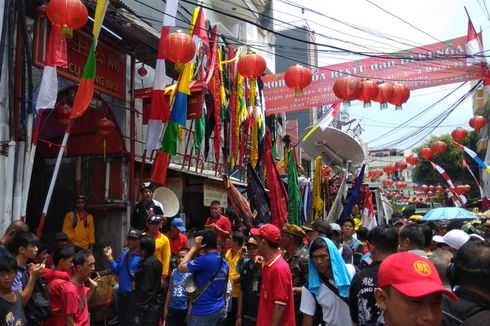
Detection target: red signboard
<box><xmin>263</xmin><ymin>35</ymin><xmax>483</xmax><ymax>114</ymax></box>
<box><xmin>33</xmin><ymin>13</ymin><xmax>126</xmax><ymax>100</ymax></box>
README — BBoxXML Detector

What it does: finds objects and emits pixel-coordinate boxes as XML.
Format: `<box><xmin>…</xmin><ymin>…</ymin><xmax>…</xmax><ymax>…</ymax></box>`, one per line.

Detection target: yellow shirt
<box><xmin>62</xmin><ymin>211</ymin><xmax>95</xmax><ymax>249</ymax></box>
<box><xmin>153</xmin><ymin>232</ymin><xmax>171</xmax><ymax>279</ymax></box>
<box><xmin>225</xmin><ymin>248</ymin><xmax>240</xmax><ymax>298</ymax></box>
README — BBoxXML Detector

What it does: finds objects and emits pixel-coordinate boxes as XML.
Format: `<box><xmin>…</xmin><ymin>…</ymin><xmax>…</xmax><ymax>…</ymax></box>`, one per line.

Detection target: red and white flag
<box><xmin>466</xmin><ymin>18</ymin><xmax>484</xmax><ymax>66</ymax></box>
<box><xmin>462</xmin><ymin>159</ymin><xmax>489</xmax><ymax>209</ymax></box>
<box><xmin>429</xmin><ymin>160</ymin><xmax>467</xmax><ymax>207</ymax></box>
<box><xmin>361</xmin><ymin>189</ymin><xmax>377</xmax><ymax>230</ymax></box>
<box><xmin>145</xmin><ymin>0</ymin><xmax>179</xmax><ymax>150</ymax></box>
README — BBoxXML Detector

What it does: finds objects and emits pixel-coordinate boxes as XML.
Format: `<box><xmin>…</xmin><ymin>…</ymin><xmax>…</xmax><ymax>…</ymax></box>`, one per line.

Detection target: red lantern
<box><xmin>469</xmin><ymin>115</ymin><xmax>487</xmax><ymax>131</ymax></box>
<box><xmin>421</xmin><ymin>184</ymin><xmax>428</xmax><ymax>192</ymax></box>
<box><xmin>162</xmin><ymin>32</ymin><xmax>196</xmax><ymax>70</ymax></box>
<box><xmin>428</xmin><ymin>185</ymin><xmax>435</xmax><ymax>191</ymax></box>
<box><xmin>54</xmin><ymin>104</ymin><xmax>72</xmax><ymax>125</ymax></box>
<box><xmin>373</xmin><ymin>82</ymin><xmax>394</xmax><ymax>109</ymax></box>
<box><xmin>137</xmin><ymin>65</ymin><xmax>148</xmax><ymax>77</ymax></box>
<box><xmin>284</xmin><ymin>64</ymin><xmax>312</xmax><ymax>97</ymax></box>
<box><xmin>431</xmin><ymin>140</ymin><xmax>447</xmax><ymax>154</ymax></box>
<box><xmin>376</xmin><ymin>169</ymin><xmax>384</xmax><ymax>178</ymax></box>
<box><xmin>451</xmin><ymin>128</ymin><xmax>468</xmax><ymax>141</ymax></box>
<box><xmin>47</xmin><ymin>0</ymin><xmax>88</xmax><ymax>37</ymax></box>
<box><xmin>427</xmin><ymin>191</ymin><xmax>433</xmax><ymax>196</ymax></box>
<box><xmin>383</xmin><ymin>164</ymin><xmax>396</xmax><ymax>175</ymax></box>
<box><xmin>419</xmin><ymin>147</ymin><xmax>433</xmax><ymax>160</ymax></box>
<box><xmin>237</xmin><ymin>52</ymin><xmax>267</xmax><ymax>79</ymax></box>
<box><xmin>406</xmin><ymin>155</ymin><xmax>419</xmax><ymax>166</ymax></box>
<box><xmin>388</xmin><ymin>83</ymin><xmax>410</xmax><ymax>110</ymax></box>
<box><xmin>395</xmin><ymin>160</ymin><xmax>407</xmax><ymax>171</ymax></box>
<box><xmin>445</xmin><ymin>188</ymin><xmax>450</xmax><ymax>194</ymax></box>
<box><xmin>436</xmin><ymin>185</ymin><xmax>443</xmax><ymax>191</ymax></box>
<box><xmin>359</xmin><ymin>80</ymin><xmax>379</xmax><ymax>108</ymax></box>
<box><xmin>332</xmin><ymin>76</ymin><xmax>363</xmax><ymax>106</ymax></box>
<box><xmin>413</xmin><ymin>184</ymin><xmax>419</xmax><ymax>190</ymax></box>
<box><xmin>383</xmin><ymin>179</ymin><xmax>393</xmax><ymax>186</ymax></box>
<box><xmin>97</xmin><ymin>117</ymin><xmax>116</xmax><ymax>136</ymax></box>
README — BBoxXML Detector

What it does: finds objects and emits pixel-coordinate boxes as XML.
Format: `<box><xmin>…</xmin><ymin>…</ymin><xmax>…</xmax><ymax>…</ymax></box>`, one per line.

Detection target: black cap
<box><xmin>55</xmin><ymin>232</ymin><xmax>69</xmax><ymax>241</ymax></box>
<box><xmin>147</xmin><ymin>215</ymin><xmax>162</xmax><ymax>224</ymax></box>
<box><xmin>311</xmin><ymin>219</ymin><xmax>333</xmax><ymax>237</ymax></box>
<box><xmin>127</xmin><ymin>229</ymin><xmax>142</xmax><ymax>239</ymax></box>
<box><xmin>75</xmin><ymin>195</ymin><xmax>86</xmax><ymax>202</ymax></box>
<box><xmin>140</xmin><ymin>182</ymin><xmax>154</xmax><ymax>191</ymax></box>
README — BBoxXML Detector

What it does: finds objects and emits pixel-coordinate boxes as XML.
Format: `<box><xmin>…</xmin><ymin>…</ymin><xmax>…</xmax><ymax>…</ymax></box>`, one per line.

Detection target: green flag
<box><xmin>287</xmin><ymin>149</ymin><xmax>302</xmax><ymax>225</ymax></box>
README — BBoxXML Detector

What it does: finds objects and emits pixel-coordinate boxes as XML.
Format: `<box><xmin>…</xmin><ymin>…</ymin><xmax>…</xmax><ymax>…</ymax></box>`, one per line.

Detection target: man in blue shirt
<box><xmin>179</xmin><ymin>230</ymin><xmax>229</xmax><ymax>326</ymax></box>
<box><xmin>103</xmin><ymin>229</ymin><xmax>142</xmax><ymax>326</ymax></box>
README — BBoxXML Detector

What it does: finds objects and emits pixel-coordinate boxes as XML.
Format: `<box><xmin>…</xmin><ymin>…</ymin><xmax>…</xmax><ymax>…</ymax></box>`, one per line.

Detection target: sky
<box><xmin>274</xmin><ymin>0</ymin><xmax>489</xmax><ymax>152</ymax></box>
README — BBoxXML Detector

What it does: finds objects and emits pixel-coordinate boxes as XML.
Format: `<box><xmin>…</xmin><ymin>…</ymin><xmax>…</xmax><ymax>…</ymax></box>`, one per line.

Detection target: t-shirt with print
<box><xmin>61</xmin><ymin>281</ymin><xmax>89</xmax><ymax>326</ymax></box>
<box><xmin>0</xmin><ymin>292</ymin><xmax>27</xmax><ymax>326</ymax></box>
<box><xmin>169</xmin><ymin>269</ymin><xmax>191</xmax><ymax>310</ymax></box>
<box><xmin>186</xmin><ymin>251</ymin><xmax>229</xmax><ymax>316</ymax></box>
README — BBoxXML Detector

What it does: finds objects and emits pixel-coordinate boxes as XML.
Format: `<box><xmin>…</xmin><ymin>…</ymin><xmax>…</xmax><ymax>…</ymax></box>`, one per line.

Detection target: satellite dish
<box><xmin>153</xmin><ymin>187</ymin><xmax>180</xmax><ymax>217</ymax></box>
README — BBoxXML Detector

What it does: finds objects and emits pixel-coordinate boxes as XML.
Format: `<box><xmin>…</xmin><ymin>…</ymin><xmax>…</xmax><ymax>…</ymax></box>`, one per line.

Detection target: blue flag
<box><xmin>338</xmin><ymin>163</ymin><xmax>366</xmax><ymax>224</ymax></box>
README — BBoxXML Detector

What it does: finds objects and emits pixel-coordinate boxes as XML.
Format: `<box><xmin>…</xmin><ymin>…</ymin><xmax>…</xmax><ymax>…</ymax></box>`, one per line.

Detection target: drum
<box><xmin>88</xmin><ymin>271</ymin><xmax>117</xmax><ymax>323</ymax></box>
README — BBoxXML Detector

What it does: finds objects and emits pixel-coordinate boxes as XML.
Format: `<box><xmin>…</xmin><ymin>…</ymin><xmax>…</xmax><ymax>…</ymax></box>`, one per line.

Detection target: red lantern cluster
<box><xmin>421</xmin><ymin>184</ymin><xmax>428</xmax><ymax>192</ymax></box>
<box><xmin>367</xmin><ymin>169</ymin><xmax>384</xmax><ymax>179</ymax></box>
<box><xmin>284</xmin><ymin>64</ymin><xmax>312</xmax><ymax>97</ymax></box>
<box><xmin>419</xmin><ymin>147</ymin><xmax>433</xmax><ymax>160</ymax></box>
<box><xmin>469</xmin><ymin>115</ymin><xmax>487</xmax><ymax>131</ymax></box>
<box><xmin>431</xmin><ymin>140</ymin><xmax>447</xmax><ymax>154</ymax></box>
<box><xmin>162</xmin><ymin>32</ymin><xmax>196</xmax><ymax>70</ymax></box>
<box><xmin>383</xmin><ymin>164</ymin><xmax>396</xmax><ymax>175</ymax></box>
<box><xmin>359</xmin><ymin>80</ymin><xmax>379</xmax><ymax>108</ymax></box>
<box><xmin>406</xmin><ymin>155</ymin><xmax>419</xmax><ymax>166</ymax></box>
<box><xmin>332</xmin><ymin>76</ymin><xmax>363</xmax><ymax>106</ymax></box>
<box><xmin>383</xmin><ymin>179</ymin><xmax>394</xmax><ymax>186</ymax></box>
<box><xmin>237</xmin><ymin>52</ymin><xmax>267</xmax><ymax>79</ymax></box>
<box><xmin>395</xmin><ymin>181</ymin><xmax>407</xmax><ymax>189</ymax></box>
<box><xmin>388</xmin><ymin>83</ymin><xmax>410</xmax><ymax>110</ymax></box>
<box><xmin>47</xmin><ymin>0</ymin><xmax>88</xmax><ymax>37</ymax></box>
<box><xmin>451</xmin><ymin>128</ymin><xmax>468</xmax><ymax>141</ymax></box>
<box><xmin>413</xmin><ymin>184</ymin><xmax>420</xmax><ymax>190</ymax></box>
<box><xmin>395</xmin><ymin>160</ymin><xmax>407</xmax><ymax>171</ymax></box>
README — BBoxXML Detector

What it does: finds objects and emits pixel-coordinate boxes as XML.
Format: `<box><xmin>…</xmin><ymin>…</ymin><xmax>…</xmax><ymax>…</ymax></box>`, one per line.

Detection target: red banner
<box><xmin>33</xmin><ymin>13</ymin><xmax>126</xmax><ymax>100</ymax></box>
<box><xmin>263</xmin><ymin>35</ymin><xmax>483</xmax><ymax>115</ymax></box>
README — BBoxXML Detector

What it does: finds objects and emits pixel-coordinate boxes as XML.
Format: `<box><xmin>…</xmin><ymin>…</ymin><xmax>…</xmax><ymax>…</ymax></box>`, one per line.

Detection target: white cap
<box><xmin>432</xmin><ymin>229</ymin><xmax>470</xmax><ymax>250</ymax></box>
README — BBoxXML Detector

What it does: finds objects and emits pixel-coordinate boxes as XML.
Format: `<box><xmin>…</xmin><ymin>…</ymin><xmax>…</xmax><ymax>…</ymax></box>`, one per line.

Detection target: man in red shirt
<box><xmin>61</xmin><ymin>249</ymin><xmax>98</xmax><ymax>326</ymax></box>
<box><xmin>168</xmin><ymin>217</ymin><xmax>189</xmax><ymax>255</ymax></box>
<box><xmin>204</xmin><ymin>200</ymin><xmax>231</xmax><ymax>242</ymax></box>
<box><xmin>250</xmin><ymin>224</ymin><xmax>295</xmax><ymax>326</ymax></box>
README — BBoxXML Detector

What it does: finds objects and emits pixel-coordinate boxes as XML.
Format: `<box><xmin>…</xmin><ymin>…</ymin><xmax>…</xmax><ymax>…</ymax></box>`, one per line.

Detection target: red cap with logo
<box><xmin>378</xmin><ymin>252</ymin><xmax>457</xmax><ymax>301</ymax></box>
<box><xmin>250</xmin><ymin>224</ymin><xmax>281</xmax><ymax>244</ymax></box>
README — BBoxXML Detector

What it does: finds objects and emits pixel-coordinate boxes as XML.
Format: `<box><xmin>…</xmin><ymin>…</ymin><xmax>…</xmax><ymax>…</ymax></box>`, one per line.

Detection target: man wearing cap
<box><xmin>62</xmin><ymin>195</ymin><xmax>95</xmax><ymax>251</ymax></box>
<box><xmin>45</xmin><ymin>232</ymin><xmax>70</xmax><ymax>269</ymax></box>
<box><xmin>433</xmin><ymin>229</ymin><xmax>472</xmax><ymax>252</ymax></box>
<box><xmin>103</xmin><ymin>229</ymin><xmax>142</xmax><ymax>326</ymax></box>
<box><xmin>280</xmin><ymin>223</ymin><xmax>308</xmax><ymax>325</ymax></box>
<box><xmin>204</xmin><ymin>200</ymin><xmax>232</xmax><ymax>242</ymax></box>
<box><xmin>145</xmin><ymin>215</ymin><xmax>171</xmax><ymax>285</ymax></box>
<box><xmin>374</xmin><ymin>252</ymin><xmax>458</xmax><ymax>326</ymax></box>
<box><xmin>330</xmin><ymin>223</ymin><xmax>354</xmax><ymax>265</ymax></box>
<box><xmin>167</xmin><ymin>217</ymin><xmax>189</xmax><ymax>256</ymax></box>
<box><xmin>131</xmin><ymin>182</ymin><xmax>165</xmax><ymax>231</ymax></box>
<box><xmin>250</xmin><ymin>224</ymin><xmax>295</xmax><ymax>326</ymax></box>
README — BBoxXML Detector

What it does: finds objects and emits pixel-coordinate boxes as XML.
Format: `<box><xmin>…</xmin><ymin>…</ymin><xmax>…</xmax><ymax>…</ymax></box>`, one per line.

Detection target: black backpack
<box><xmin>21</xmin><ymin>266</ymin><xmax>51</xmax><ymax>323</ymax></box>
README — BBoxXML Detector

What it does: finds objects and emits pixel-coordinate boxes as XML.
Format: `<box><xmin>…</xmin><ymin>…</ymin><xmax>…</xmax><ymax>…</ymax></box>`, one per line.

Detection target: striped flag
<box><xmin>361</xmin><ymin>189</ymin><xmax>377</xmax><ymax>230</ymax></box>
<box><xmin>297</xmin><ymin>101</ymin><xmax>341</xmax><ymax>146</ymax></box>
<box><xmin>453</xmin><ymin>141</ymin><xmax>490</xmax><ymax>174</ymax></box>
<box><xmin>146</xmin><ymin>0</ymin><xmax>179</xmax><ymax>150</ymax></box>
<box><xmin>70</xmin><ymin>0</ymin><xmax>109</xmax><ymax>119</ymax></box>
<box><xmin>466</xmin><ymin>17</ymin><xmax>484</xmax><ymax>66</ymax></box>
<box><xmin>429</xmin><ymin>160</ymin><xmax>467</xmax><ymax>207</ymax></box>
<box><xmin>462</xmin><ymin>159</ymin><xmax>489</xmax><ymax>209</ymax></box>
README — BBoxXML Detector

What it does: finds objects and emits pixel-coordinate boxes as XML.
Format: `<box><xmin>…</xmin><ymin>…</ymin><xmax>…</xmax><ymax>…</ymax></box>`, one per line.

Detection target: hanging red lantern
<box><xmin>445</xmin><ymin>188</ymin><xmax>450</xmax><ymax>194</ymax></box>
<box><xmin>54</xmin><ymin>104</ymin><xmax>72</xmax><ymax>125</ymax></box>
<box><xmin>383</xmin><ymin>164</ymin><xmax>396</xmax><ymax>175</ymax></box>
<box><xmin>431</xmin><ymin>140</ymin><xmax>447</xmax><ymax>154</ymax></box>
<box><xmin>395</xmin><ymin>160</ymin><xmax>407</xmax><ymax>171</ymax></box>
<box><xmin>428</xmin><ymin>185</ymin><xmax>435</xmax><ymax>191</ymax></box>
<box><xmin>419</xmin><ymin>147</ymin><xmax>433</xmax><ymax>160</ymax></box>
<box><xmin>162</xmin><ymin>32</ymin><xmax>196</xmax><ymax>71</ymax></box>
<box><xmin>373</xmin><ymin>82</ymin><xmax>395</xmax><ymax>109</ymax></box>
<box><xmin>137</xmin><ymin>65</ymin><xmax>148</xmax><ymax>77</ymax></box>
<box><xmin>97</xmin><ymin>117</ymin><xmax>116</xmax><ymax>160</ymax></box>
<box><xmin>47</xmin><ymin>0</ymin><xmax>88</xmax><ymax>37</ymax></box>
<box><xmin>406</xmin><ymin>155</ymin><xmax>418</xmax><ymax>165</ymax></box>
<box><xmin>284</xmin><ymin>64</ymin><xmax>312</xmax><ymax>97</ymax></box>
<box><xmin>237</xmin><ymin>52</ymin><xmax>267</xmax><ymax>79</ymax></box>
<box><xmin>383</xmin><ymin>179</ymin><xmax>393</xmax><ymax>186</ymax></box>
<box><xmin>359</xmin><ymin>80</ymin><xmax>379</xmax><ymax>108</ymax></box>
<box><xmin>435</xmin><ymin>190</ymin><xmax>442</xmax><ymax>196</ymax></box>
<box><xmin>413</xmin><ymin>184</ymin><xmax>420</xmax><ymax>190</ymax></box>
<box><xmin>469</xmin><ymin>115</ymin><xmax>487</xmax><ymax>131</ymax></box>
<box><xmin>376</xmin><ymin>169</ymin><xmax>384</xmax><ymax>178</ymax></box>
<box><xmin>332</xmin><ymin>76</ymin><xmax>363</xmax><ymax>106</ymax></box>
<box><xmin>421</xmin><ymin>184</ymin><xmax>428</xmax><ymax>192</ymax></box>
<box><xmin>451</xmin><ymin>127</ymin><xmax>468</xmax><ymax>141</ymax></box>
<box><xmin>427</xmin><ymin>191</ymin><xmax>433</xmax><ymax>196</ymax></box>
<box><xmin>388</xmin><ymin>83</ymin><xmax>410</xmax><ymax>110</ymax></box>
<box><xmin>436</xmin><ymin>185</ymin><xmax>443</xmax><ymax>192</ymax></box>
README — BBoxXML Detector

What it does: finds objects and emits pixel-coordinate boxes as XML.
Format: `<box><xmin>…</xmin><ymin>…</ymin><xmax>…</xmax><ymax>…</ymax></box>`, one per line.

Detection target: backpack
<box><xmin>21</xmin><ymin>266</ymin><xmax>51</xmax><ymax>323</ymax></box>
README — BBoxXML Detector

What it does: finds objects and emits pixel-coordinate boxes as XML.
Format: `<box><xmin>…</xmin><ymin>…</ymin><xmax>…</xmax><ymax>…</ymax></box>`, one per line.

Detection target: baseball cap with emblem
<box><xmin>378</xmin><ymin>252</ymin><xmax>457</xmax><ymax>300</ymax></box>
<box><xmin>282</xmin><ymin>223</ymin><xmax>306</xmax><ymax>238</ymax></box>
<box><xmin>140</xmin><ymin>182</ymin><xmax>154</xmax><ymax>191</ymax></box>
<box><xmin>127</xmin><ymin>229</ymin><xmax>142</xmax><ymax>239</ymax></box>
<box><xmin>250</xmin><ymin>224</ymin><xmax>281</xmax><ymax>244</ymax></box>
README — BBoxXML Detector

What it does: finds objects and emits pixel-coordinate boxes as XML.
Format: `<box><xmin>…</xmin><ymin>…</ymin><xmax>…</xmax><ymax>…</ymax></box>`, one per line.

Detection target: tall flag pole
<box><xmin>37</xmin><ymin>0</ymin><xmax>109</xmax><ymax>238</ymax></box>
<box><xmin>462</xmin><ymin>159</ymin><xmax>489</xmax><ymax>209</ymax></box>
<box><xmin>146</xmin><ymin>0</ymin><xmax>179</xmax><ymax>150</ymax></box>
<box><xmin>453</xmin><ymin>141</ymin><xmax>490</xmax><ymax>174</ymax></box>
<box><xmin>465</xmin><ymin>8</ymin><xmax>485</xmax><ymax>66</ymax></box>
<box><xmin>429</xmin><ymin>160</ymin><xmax>467</xmax><ymax>207</ymax></box>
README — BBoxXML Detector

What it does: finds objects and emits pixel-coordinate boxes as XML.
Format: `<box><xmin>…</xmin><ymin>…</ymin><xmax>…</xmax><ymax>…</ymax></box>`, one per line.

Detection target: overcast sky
<box><xmin>274</xmin><ymin>0</ymin><xmax>489</xmax><ymax>152</ymax></box>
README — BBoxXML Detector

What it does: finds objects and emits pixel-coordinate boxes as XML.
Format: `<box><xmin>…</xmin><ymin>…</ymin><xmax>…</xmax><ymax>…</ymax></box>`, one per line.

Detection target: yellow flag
<box><xmin>92</xmin><ymin>0</ymin><xmax>109</xmax><ymax>40</ymax></box>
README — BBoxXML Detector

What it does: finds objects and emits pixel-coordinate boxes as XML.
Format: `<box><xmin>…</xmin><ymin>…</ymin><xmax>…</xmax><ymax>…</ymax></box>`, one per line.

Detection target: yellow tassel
<box><xmin>249</xmin><ymin>78</ymin><xmax>256</xmax><ymax>107</ymax></box>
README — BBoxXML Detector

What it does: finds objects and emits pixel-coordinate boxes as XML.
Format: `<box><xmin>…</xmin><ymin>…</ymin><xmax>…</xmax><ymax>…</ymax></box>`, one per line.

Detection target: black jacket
<box><xmin>442</xmin><ymin>287</ymin><xmax>490</xmax><ymax>326</ymax></box>
<box><xmin>133</xmin><ymin>255</ymin><xmax>163</xmax><ymax>322</ymax></box>
<box><xmin>131</xmin><ymin>200</ymin><xmax>164</xmax><ymax>231</ymax></box>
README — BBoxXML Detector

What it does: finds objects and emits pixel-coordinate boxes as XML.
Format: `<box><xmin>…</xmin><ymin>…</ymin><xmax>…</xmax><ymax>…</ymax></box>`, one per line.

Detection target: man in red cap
<box><xmin>250</xmin><ymin>224</ymin><xmax>295</xmax><ymax>326</ymax></box>
<box><xmin>374</xmin><ymin>252</ymin><xmax>458</xmax><ymax>326</ymax></box>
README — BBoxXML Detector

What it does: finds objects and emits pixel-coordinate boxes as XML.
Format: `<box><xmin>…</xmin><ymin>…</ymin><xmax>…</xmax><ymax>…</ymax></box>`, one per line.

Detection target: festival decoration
<box><xmin>406</xmin><ymin>155</ymin><xmax>419</xmax><ymax>165</ymax></box>
<box><xmin>137</xmin><ymin>64</ymin><xmax>147</xmax><ymax>77</ymax></box>
<box><xmin>359</xmin><ymin>79</ymin><xmax>379</xmax><ymax>107</ymax></box>
<box><xmin>373</xmin><ymin>82</ymin><xmax>394</xmax><ymax>109</ymax></box>
<box><xmin>395</xmin><ymin>160</ymin><xmax>407</xmax><ymax>171</ymax></box>
<box><xmin>54</xmin><ymin>104</ymin><xmax>72</xmax><ymax>125</ymax></box>
<box><xmin>47</xmin><ymin>0</ymin><xmax>88</xmax><ymax>37</ymax></box>
<box><xmin>431</xmin><ymin>140</ymin><xmax>447</xmax><ymax>154</ymax></box>
<box><xmin>451</xmin><ymin>127</ymin><xmax>468</xmax><ymax>141</ymax></box>
<box><xmin>421</xmin><ymin>184</ymin><xmax>428</xmax><ymax>192</ymax></box>
<box><xmin>453</xmin><ymin>141</ymin><xmax>490</xmax><ymax>175</ymax></box>
<box><xmin>413</xmin><ymin>184</ymin><xmax>419</xmax><ymax>190</ymax></box>
<box><xmin>383</xmin><ymin>179</ymin><xmax>393</xmax><ymax>186</ymax></box>
<box><xmin>162</xmin><ymin>32</ymin><xmax>197</xmax><ymax>71</ymax></box>
<box><xmin>388</xmin><ymin>83</ymin><xmax>410</xmax><ymax>110</ymax></box>
<box><xmin>383</xmin><ymin>164</ymin><xmax>396</xmax><ymax>175</ymax></box>
<box><xmin>284</xmin><ymin>64</ymin><xmax>312</xmax><ymax>97</ymax></box>
<box><xmin>96</xmin><ymin>117</ymin><xmax>116</xmax><ymax>159</ymax></box>
<box><xmin>469</xmin><ymin>115</ymin><xmax>487</xmax><ymax>131</ymax></box>
<box><xmin>332</xmin><ymin>76</ymin><xmax>363</xmax><ymax>106</ymax></box>
<box><xmin>237</xmin><ymin>52</ymin><xmax>267</xmax><ymax>79</ymax></box>
<box><xmin>419</xmin><ymin>147</ymin><xmax>433</xmax><ymax>160</ymax></box>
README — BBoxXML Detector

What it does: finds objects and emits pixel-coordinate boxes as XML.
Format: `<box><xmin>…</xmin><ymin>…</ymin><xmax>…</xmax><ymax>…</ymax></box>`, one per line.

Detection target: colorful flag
<box><xmin>297</xmin><ymin>101</ymin><xmax>341</xmax><ymax>146</ymax></box>
<box><xmin>326</xmin><ymin>163</ymin><xmax>349</xmax><ymax>223</ymax></box>
<box><xmin>429</xmin><ymin>160</ymin><xmax>467</xmax><ymax>207</ymax></box>
<box><xmin>70</xmin><ymin>0</ymin><xmax>109</xmax><ymax>119</ymax></box>
<box><xmin>466</xmin><ymin>17</ymin><xmax>484</xmax><ymax>65</ymax></box>
<box><xmin>302</xmin><ymin>182</ymin><xmax>312</xmax><ymax>225</ymax></box>
<box><xmin>36</xmin><ymin>24</ymin><xmax>67</xmax><ymax>110</ymax></box>
<box><xmin>311</xmin><ymin>156</ymin><xmax>324</xmax><ymax>220</ymax></box>
<box><xmin>453</xmin><ymin>141</ymin><xmax>490</xmax><ymax>174</ymax></box>
<box><xmin>287</xmin><ymin>148</ymin><xmax>302</xmax><ymax>225</ymax></box>
<box><xmin>462</xmin><ymin>159</ymin><xmax>489</xmax><ymax>209</ymax></box>
<box><xmin>361</xmin><ymin>189</ymin><xmax>377</xmax><ymax>230</ymax></box>
<box><xmin>339</xmin><ymin>163</ymin><xmax>366</xmax><ymax>224</ymax></box>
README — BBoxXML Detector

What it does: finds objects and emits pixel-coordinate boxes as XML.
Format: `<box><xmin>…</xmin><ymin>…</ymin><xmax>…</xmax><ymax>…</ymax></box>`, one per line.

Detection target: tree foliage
<box><xmin>411</xmin><ymin>131</ymin><xmax>481</xmax><ymax>202</ymax></box>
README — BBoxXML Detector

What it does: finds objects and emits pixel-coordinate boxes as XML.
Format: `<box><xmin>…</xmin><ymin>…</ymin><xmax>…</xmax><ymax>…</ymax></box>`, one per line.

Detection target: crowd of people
<box><xmin>0</xmin><ymin>182</ymin><xmax>489</xmax><ymax>326</ymax></box>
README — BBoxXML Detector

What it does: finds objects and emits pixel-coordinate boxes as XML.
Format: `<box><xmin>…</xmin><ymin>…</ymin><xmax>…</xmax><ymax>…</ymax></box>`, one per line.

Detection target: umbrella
<box><xmin>422</xmin><ymin>207</ymin><xmax>477</xmax><ymax>221</ymax></box>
